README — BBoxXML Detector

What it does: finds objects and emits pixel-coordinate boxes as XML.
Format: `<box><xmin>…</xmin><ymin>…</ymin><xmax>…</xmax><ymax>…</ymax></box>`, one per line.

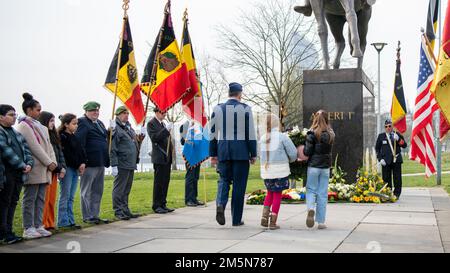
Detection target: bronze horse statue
<box><xmin>294</xmin><ymin>0</ymin><xmax>375</xmax><ymax>69</ymax></box>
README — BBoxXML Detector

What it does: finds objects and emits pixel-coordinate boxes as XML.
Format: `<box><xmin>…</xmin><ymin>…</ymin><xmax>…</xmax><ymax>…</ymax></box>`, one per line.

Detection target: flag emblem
<box><xmin>159</xmin><ymin>51</ymin><xmax>180</xmax><ymax>72</ymax></box>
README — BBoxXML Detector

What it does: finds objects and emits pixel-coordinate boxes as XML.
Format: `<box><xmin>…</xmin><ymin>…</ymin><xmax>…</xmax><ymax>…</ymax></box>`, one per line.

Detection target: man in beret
<box><xmin>147</xmin><ymin>107</ymin><xmax>175</xmax><ymax>214</ymax></box>
<box><xmin>375</xmin><ymin>119</ymin><xmax>407</xmax><ymax>199</ymax></box>
<box><xmin>110</xmin><ymin>106</ymin><xmax>145</xmax><ymax>220</ymax></box>
<box><xmin>209</xmin><ymin>82</ymin><xmax>257</xmax><ymax>226</ymax></box>
<box><xmin>75</xmin><ymin>101</ymin><xmax>110</xmax><ymax>224</ymax></box>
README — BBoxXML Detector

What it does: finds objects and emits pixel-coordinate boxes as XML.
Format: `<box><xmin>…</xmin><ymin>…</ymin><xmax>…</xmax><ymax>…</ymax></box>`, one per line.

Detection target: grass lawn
<box><xmin>9</xmin><ymin>154</ymin><xmax>450</xmax><ymax>237</ymax></box>
<box><xmin>11</xmin><ymin>165</ymin><xmax>265</xmax><ymax>236</ymax></box>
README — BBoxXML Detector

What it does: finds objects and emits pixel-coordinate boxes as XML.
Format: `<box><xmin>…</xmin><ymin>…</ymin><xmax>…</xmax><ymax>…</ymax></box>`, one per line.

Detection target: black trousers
<box><xmin>185</xmin><ymin>164</ymin><xmax>201</xmax><ymax>204</ymax></box>
<box><xmin>381</xmin><ymin>162</ymin><xmax>402</xmax><ymax>197</ymax></box>
<box><xmin>153</xmin><ymin>163</ymin><xmax>172</xmax><ymax>210</ymax></box>
<box><xmin>0</xmin><ymin>169</ymin><xmax>23</xmax><ymax>237</ymax></box>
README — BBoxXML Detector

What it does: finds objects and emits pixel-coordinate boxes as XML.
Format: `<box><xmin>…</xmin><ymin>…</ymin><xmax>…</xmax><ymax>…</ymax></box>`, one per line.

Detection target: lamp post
<box><xmin>371</xmin><ymin>42</ymin><xmax>387</xmax><ymax>136</ymax></box>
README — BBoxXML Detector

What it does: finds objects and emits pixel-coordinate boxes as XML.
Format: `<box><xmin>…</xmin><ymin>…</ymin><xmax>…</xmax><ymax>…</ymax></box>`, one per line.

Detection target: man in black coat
<box><xmin>375</xmin><ymin>119</ymin><xmax>407</xmax><ymax>199</ymax></box>
<box><xmin>76</xmin><ymin>101</ymin><xmax>110</xmax><ymax>224</ymax></box>
<box><xmin>147</xmin><ymin>107</ymin><xmax>175</xmax><ymax>214</ymax></box>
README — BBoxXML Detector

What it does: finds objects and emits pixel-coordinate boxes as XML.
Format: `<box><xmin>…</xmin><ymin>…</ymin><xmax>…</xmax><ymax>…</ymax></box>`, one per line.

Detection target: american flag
<box><xmin>410</xmin><ymin>36</ymin><xmax>438</xmax><ymax>177</ymax></box>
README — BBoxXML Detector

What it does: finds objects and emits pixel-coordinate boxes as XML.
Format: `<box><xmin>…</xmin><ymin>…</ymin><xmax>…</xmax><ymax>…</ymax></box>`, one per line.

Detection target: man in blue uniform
<box><xmin>209</xmin><ymin>82</ymin><xmax>257</xmax><ymax>226</ymax></box>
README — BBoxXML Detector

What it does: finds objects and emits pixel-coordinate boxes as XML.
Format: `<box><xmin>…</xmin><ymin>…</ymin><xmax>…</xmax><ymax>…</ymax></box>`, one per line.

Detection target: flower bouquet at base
<box><xmin>328</xmin><ymin>182</ymin><xmax>355</xmax><ymax>202</ymax></box>
<box><xmin>351</xmin><ymin>168</ymin><xmax>397</xmax><ymax>204</ymax></box>
<box><xmin>287</xmin><ymin>126</ymin><xmax>308</xmax><ymax>183</ymax></box>
<box><xmin>246</xmin><ymin>190</ymin><xmax>267</xmax><ymax>205</ymax></box>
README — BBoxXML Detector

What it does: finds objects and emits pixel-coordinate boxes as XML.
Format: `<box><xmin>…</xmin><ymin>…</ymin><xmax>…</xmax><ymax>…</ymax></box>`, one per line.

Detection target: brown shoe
<box><xmin>306</xmin><ymin>209</ymin><xmax>315</xmax><ymax>228</ymax></box>
<box><xmin>269</xmin><ymin>213</ymin><xmax>280</xmax><ymax>230</ymax></box>
<box><xmin>261</xmin><ymin>206</ymin><xmax>270</xmax><ymax>227</ymax></box>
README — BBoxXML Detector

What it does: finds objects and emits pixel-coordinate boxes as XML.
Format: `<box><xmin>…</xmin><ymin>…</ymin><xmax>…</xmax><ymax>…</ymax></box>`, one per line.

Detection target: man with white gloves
<box><xmin>110</xmin><ymin>106</ymin><xmax>145</xmax><ymax>220</ymax></box>
<box><xmin>375</xmin><ymin>119</ymin><xmax>407</xmax><ymax>199</ymax></box>
<box><xmin>147</xmin><ymin>107</ymin><xmax>175</xmax><ymax>214</ymax></box>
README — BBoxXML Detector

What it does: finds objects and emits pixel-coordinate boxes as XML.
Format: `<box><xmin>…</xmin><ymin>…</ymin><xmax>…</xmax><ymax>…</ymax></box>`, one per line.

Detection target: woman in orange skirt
<box><xmin>38</xmin><ymin>112</ymin><xmax>66</xmax><ymax>230</ymax></box>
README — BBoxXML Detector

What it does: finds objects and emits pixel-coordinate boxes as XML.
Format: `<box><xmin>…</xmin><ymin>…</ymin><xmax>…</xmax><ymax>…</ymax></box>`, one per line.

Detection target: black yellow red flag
<box><xmin>181</xmin><ymin>12</ymin><xmax>207</xmax><ymax>126</ymax></box>
<box><xmin>141</xmin><ymin>1</ymin><xmax>190</xmax><ymax>113</ymax></box>
<box><xmin>390</xmin><ymin>42</ymin><xmax>407</xmax><ymax>133</ymax></box>
<box><xmin>105</xmin><ymin>16</ymin><xmax>145</xmax><ymax>124</ymax></box>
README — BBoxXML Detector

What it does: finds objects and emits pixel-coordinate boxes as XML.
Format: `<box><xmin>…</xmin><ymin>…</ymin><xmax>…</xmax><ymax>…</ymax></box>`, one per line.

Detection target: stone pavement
<box><xmin>0</xmin><ymin>187</ymin><xmax>449</xmax><ymax>253</ymax></box>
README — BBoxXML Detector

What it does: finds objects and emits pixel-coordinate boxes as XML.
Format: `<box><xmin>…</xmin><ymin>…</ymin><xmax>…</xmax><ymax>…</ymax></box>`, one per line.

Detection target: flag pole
<box><xmin>108</xmin><ymin>0</ymin><xmax>129</xmax><ymax>154</ymax></box>
<box><xmin>435</xmin><ymin>0</ymin><xmax>442</xmax><ymax>186</ymax></box>
<box><xmin>141</xmin><ymin>0</ymin><xmax>171</xmax><ymax>127</ymax></box>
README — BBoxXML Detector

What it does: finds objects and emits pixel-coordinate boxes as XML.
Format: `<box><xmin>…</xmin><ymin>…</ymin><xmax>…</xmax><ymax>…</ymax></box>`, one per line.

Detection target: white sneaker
<box><xmin>35</xmin><ymin>226</ymin><xmax>52</xmax><ymax>237</ymax></box>
<box><xmin>23</xmin><ymin>227</ymin><xmax>42</xmax><ymax>240</ymax></box>
<box><xmin>318</xmin><ymin>223</ymin><xmax>327</xmax><ymax>229</ymax></box>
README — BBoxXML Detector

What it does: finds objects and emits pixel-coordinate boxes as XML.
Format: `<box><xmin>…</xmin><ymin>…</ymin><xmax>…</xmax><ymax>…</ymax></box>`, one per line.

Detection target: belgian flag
<box><xmin>180</xmin><ymin>12</ymin><xmax>207</xmax><ymax>127</ymax></box>
<box><xmin>104</xmin><ymin>16</ymin><xmax>145</xmax><ymax>124</ymax></box>
<box><xmin>141</xmin><ymin>1</ymin><xmax>190</xmax><ymax>113</ymax></box>
<box><xmin>390</xmin><ymin>44</ymin><xmax>407</xmax><ymax>133</ymax></box>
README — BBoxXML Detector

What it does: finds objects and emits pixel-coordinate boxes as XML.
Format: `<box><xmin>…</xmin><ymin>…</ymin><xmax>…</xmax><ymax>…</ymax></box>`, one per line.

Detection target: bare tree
<box><xmin>197</xmin><ymin>53</ymin><xmax>228</xmax><ymax>119</ymax></box>
<box><xmin>216</xmin><ymin>0</ymin><xmax>321</xmax><ymax>129</ymax></box>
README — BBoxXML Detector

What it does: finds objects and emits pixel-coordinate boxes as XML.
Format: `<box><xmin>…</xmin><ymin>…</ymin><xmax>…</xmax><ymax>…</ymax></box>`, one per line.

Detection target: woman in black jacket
<box><xmin>303</xmin><ymin>110</ymin><xmax>335</xmax><ymax>230</ymax></box>
<box><xmin>56</xmin><ymin>113</ymin><xmax>86</xmax><ymax>229</ymax></box>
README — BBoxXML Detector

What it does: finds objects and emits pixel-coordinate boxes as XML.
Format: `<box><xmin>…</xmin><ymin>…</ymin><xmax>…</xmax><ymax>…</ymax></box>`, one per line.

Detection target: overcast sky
<box><xmin>0</xmin><ymin>0</ymin><xmax>448</xmax><ymax>126</ymax></box>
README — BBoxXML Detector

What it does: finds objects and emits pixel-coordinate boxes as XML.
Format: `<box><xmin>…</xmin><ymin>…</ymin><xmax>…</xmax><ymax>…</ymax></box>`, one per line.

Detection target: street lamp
<box><xmin>371</xmin><ymin>42</ymin><xmax>387</xmax><ymax>136</ymax></box>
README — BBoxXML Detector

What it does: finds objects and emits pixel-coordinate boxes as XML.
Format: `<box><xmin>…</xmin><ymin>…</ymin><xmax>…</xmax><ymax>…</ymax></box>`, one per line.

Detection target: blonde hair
<box><xmin>264</xmin><ymin>113</ymin><xmax>280</xmax><ymax>170</ymax></box>
<box><xmin>311</xmin><ymin>110</ymin><xmax>335</xmax><ymax>144</ymax></box>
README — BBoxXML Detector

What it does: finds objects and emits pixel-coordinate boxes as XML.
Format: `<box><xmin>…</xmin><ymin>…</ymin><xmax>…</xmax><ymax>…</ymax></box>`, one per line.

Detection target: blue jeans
<box><xmin>306</xmin><ymin>167</ymin><xmax>330</xmax><ymax>224</ymax></box>
<box><xmin>57</xmin><ymin>167</ymin><xmax>79</xmax><ymax>227</ymax></box>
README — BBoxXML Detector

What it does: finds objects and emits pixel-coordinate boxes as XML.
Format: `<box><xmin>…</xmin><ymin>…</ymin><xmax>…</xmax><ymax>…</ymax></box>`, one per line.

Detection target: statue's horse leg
<box><xmin>325</xmin><ymin>12</ymin><xmax>347</xmax><ymax>69</ymax></box>
<box><xmin>310</xmin><ymin>0</ymin><xmax>330</xmax><ymax>69</ymax></box>
<box><xmin>356</xmin><ymin>6</ymin><xmax>372</xmax><ymax>68</ymax></box>
<box><xmin>338</xmin><ymin>0</ymin><xmax>362</xmax><ymax>58</ymax></box>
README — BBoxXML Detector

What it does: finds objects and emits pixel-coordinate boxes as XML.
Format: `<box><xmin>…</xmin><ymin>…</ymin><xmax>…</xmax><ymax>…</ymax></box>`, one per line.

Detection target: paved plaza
<box><xmin>0</xmin><ymin>187</ymin><xmax>449</xmax><ymax>253</ymax></box>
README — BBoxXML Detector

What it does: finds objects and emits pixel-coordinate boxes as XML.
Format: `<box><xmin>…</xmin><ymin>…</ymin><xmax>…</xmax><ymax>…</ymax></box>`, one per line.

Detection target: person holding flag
<box><xmin>375</xmin><ymin>119</ymin><xmax>407</xmax><ymax>199</ymax></box>
<box><xmin>147</xmin><ymin>107</ymin><xmax>175</xmax><ymax>214</ymax></box>
<box><xmin>180</xmin><ymin>120</ymin><xmax>208</xmax><ymax>207</ymax></box>
<box><xmin>110</xmin><ymin>106</ymin><xmax>145</xmax><ymax>220</ymax></box>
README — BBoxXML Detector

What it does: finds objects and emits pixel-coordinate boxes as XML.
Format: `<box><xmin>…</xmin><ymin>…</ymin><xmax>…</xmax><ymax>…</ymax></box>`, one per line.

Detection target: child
<box><xmin>304</xmin><ymin>110</ymin><xmax>335</xmax><ymax>229</ymax></box>
<box><xmin>57</xmin><ymin>113</ymin><xmax>86</xmax><ymax>229</ymax></box>
<box><xmin>16</xmin><ymin>93</ymin><xmax>57</xmax><ymax>239</ymax></box>
<box><xmin>0</xmin><ymin>104</ymin><xmax>33</xmax><ymax>244</ymax></box>
<box><xmin>38</xmin><ymin>111</ymin><xmax>66</xmax><ymax>230</ymax></box>
<box><xmin>259</xmin><ymin>114</ymin><xmax>297</xmax><ymax>229</ymax></box>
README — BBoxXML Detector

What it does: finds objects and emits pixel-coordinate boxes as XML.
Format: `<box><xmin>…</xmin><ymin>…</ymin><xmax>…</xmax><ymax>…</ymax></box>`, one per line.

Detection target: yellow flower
<box><xmin>363</xmin><ymin>190</ymin><xmax>369</xmax><ymax>196</ymax></box>
<box><xmin>364</xmin><ymin>197</ymin><xmax>370</xmax><ymax>202</ymax></box>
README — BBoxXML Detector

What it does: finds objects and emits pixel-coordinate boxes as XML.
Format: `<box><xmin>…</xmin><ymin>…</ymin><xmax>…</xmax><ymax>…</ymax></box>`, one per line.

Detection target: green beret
<box><xmin>115</xmin><ymin>106</ymin><xmax>128</xmax><ymax>115</ymax></box>
<box><xmin>83</xmin><ymin>101</ymin><xmax>100</xmax><ymax>111</ymax></box>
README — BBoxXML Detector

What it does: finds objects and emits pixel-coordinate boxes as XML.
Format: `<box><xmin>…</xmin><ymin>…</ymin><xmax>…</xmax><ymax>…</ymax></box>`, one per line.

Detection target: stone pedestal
<box><xmin>302</xmin><ymin>68</ymin><xmax>374</xmax><ymax>182</ymax></box>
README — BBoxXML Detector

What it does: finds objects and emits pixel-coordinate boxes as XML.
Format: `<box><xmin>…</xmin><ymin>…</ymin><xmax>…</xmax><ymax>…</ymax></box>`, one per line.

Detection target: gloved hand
<box><xmin>109</xmin><ymin>120</ymin><xmax>116</xmax><ymax>130</ymax></box>
<box><xmin>166</xmin><ymin>122</ymin><xmax>174</xmax><ymax>131</ymax></box>
<box><xmin>111</xmin><ymin>166</ymin><xmax>119</xmax><ymax>177</ymax></box>
<box><xmin>393</xmin><ymin>133</ymin><xmax>399</xmax><ymax>141</ymax></box>
<box><xmin>140</xmin><ymin>126</ymin><xmax>147</xmax><ymax>136</ymax></box>
<box><xmin>380</xmin><ymin>159</ymin><xmax>386</xmax><ymax>166</ymax></box>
